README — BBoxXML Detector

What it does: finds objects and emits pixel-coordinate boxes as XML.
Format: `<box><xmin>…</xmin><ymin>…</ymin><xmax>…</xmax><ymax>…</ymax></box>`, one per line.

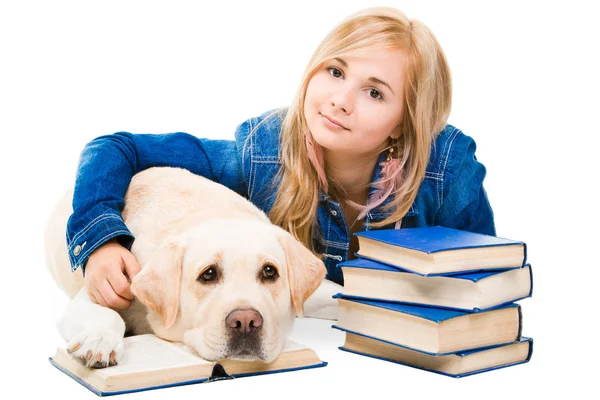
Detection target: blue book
<box><xmin>333</xmin><ymin>296</ymin><xmax>522</xmax><ymax>356</ymax></box>
<box><xmin>339</xmin><ymin>331</ymin><xmax>533</xmax><ymax>378</ymax></box>
<box><xmin>338</xmin><ymin>258</ymin><xmax>533</xmax><ymax>312</ymax></box>
<box><xmin>49</xmin><ymin>334</ymin><xmax>326</xmax><ymax>396</ymax></box>
<box><xmin>354</xmin><ymin>226</ymin><xmax>527</xmax><ymax>276</ymax></box>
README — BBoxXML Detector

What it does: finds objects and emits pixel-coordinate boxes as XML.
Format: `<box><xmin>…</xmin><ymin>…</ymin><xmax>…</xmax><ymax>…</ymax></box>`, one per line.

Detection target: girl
<box><xmin>66</xmin><ymin>7</ymin><xmax>494</xmax><ymax>310</ymax></box>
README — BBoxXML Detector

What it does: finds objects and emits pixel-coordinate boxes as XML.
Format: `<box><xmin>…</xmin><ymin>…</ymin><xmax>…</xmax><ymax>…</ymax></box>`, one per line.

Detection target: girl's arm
<box><xmin>67</xmin><ymin>131</ymin><xmax>246</xmax><ymax>273</ymax></box>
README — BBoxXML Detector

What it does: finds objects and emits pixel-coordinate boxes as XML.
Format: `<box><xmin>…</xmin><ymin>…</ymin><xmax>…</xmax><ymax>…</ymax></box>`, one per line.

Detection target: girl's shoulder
<box><xmin>234</xmin><ymin>107</ymin><xmax>288</xmax><ymax>159</ymax></box>
<box><xmin>428</xmin><ymin>124</ymin><xmax>481</xmax><ymax>178</ymax></box>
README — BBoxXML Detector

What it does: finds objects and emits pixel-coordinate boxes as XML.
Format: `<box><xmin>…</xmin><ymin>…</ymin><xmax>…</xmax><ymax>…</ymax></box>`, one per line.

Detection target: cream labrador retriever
<box><xmin>45</xmin><ymin>167</ymin><xmax>341</xmax><ymax>368</ymax></box>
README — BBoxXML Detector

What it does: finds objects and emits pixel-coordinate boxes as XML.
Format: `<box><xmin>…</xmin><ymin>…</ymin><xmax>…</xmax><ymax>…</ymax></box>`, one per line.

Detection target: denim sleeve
<box><xmin>66</xmin><ymin>131</ymin><xmax>246</xmax><ymax>273</ymax></box>
<box><xmin>434</xmin><ymin>133</ymin><xmax>496</xmax><ymax>236</ymax></box>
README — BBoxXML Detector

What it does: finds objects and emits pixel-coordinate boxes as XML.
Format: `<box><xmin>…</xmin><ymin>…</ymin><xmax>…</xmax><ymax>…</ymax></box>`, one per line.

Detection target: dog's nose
<box><xmin>226</xmin><ymin>309</ymin><xmax>263</xmax><ymax>334</ymax></box>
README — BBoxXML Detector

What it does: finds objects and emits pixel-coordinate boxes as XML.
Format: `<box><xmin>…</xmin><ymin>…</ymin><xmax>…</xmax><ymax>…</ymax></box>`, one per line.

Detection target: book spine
<box><xmin>525</xmin><ymin>338</ymin><xmax>534</xmax><ymax>362</ymax></box>
<box><xmin>516</xmin><ymin>304</ymin><xmax>523</xmax><ymax>341</ymax></box>
<box><xmin>527</xmin><ymin>264</ymin><xmax>534</xmax><ymax>297</ymax></box>
<box><xmin>209</xmin><ymin>364</ymin><xmax>232</xmax><ymax>381</ymax></box>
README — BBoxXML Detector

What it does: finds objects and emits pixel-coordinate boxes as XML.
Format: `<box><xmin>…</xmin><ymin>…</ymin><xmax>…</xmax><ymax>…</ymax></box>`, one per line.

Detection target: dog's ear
<box><xmin>276</xmin><ymin>228</ymin><xmax>326</xmax><ymax>317</ymax></box>
<box><xmin>131</xmin><ymin>236</ymin><xmax>186</xmax><ymax>330</ymax></box>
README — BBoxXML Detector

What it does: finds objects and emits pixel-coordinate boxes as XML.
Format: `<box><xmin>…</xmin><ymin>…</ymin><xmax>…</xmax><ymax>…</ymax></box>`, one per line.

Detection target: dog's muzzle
<box><xmin>225</xmin><ymin>308</ymin><xmax>264</xmax><ymax>358</ymax></box>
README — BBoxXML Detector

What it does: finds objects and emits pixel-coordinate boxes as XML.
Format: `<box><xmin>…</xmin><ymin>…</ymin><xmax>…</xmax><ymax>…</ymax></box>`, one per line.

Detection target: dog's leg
<box><xmin>58</xmin><ymin>288</ymin><xmax>126</xmax><ymax>368</ymax></box>
<box><xmin>302</xmin><ymin>278</ymin><xmax>342</xmax><ymax>320</ymax></box>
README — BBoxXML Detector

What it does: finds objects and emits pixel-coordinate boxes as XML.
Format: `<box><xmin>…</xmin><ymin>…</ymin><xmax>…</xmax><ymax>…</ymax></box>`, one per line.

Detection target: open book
<box><xmin>49</xmin><ymin>334</ymin><xmax>327</xmax><ymax>396</ymax></box>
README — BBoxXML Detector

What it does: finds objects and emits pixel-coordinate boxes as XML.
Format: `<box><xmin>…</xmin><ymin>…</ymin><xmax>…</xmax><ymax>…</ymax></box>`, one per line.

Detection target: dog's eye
<box><xmin>198</xmin><ymin>266</ymin><xmax>218</xmax><ymax>283</ymax></box>
<box><xmin>261</xmin><ymin>264</ymin><xmax>279</xmax><ymax>281</ymax></box>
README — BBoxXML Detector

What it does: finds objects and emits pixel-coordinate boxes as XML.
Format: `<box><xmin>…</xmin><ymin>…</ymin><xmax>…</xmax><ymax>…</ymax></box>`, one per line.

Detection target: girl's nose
<box><xmin>329</xmin><ymin>86</ymin><xmax>354</xmax><ymax>114</ymax></box>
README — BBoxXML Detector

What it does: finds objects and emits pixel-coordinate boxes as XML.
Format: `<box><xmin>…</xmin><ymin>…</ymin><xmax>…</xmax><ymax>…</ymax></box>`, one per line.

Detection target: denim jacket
<box><xmin>66</xmin><ymin>108</ymin><xmax>495</xmax><ymax>285</ymax></box>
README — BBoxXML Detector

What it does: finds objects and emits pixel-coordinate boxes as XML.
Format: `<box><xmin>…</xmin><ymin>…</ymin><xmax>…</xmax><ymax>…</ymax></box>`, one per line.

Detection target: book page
<box><xmin>97</xmin><ymin>334</ymin><xmax>210</xmax><ymax>376</ymax></box>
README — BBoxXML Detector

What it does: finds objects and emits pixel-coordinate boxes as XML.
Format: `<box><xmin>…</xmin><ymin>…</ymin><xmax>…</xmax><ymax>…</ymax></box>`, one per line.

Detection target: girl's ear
<box><xmin>390</xmin><ymin>123</ymin><xmax>402</xmax><ymax>139</ymax></box>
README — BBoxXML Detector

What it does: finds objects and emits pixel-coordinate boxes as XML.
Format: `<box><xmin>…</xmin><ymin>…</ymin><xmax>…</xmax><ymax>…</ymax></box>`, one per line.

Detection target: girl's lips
<box><xmin>321</xmin><ymin>114</ymin><xmax>348</xmax><ymax>130</ymax></box>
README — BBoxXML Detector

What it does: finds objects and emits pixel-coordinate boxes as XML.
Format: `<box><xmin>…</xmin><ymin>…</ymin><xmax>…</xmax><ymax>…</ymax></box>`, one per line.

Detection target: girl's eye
<box><xmin>369</xmin><ymin>88</ymin><xmax>383</xmax><ymax>100</ymax></box>
<box><xmin>328</xmin><ymin>67</ymin><xmax>343</xmax><ymax>78</ymax></box>
<box><xmin>327</xmin><ymin>66</ymin><xmax>384</xmax><ymax>101</ymax></box>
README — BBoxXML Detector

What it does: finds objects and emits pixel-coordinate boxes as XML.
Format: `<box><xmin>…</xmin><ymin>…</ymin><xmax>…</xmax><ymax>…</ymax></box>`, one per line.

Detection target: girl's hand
<box><xmin>84</xmin><ymin>238</ymin><xmax>142</xmax><ymax>310</ymax></box>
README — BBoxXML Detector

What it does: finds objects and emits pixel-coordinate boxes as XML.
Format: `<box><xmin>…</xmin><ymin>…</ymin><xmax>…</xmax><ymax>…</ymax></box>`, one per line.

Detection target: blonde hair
<box><xmin>266</xmin><ymin>7</ymin><xmax>452</xmax><ymax>258</ymax></box>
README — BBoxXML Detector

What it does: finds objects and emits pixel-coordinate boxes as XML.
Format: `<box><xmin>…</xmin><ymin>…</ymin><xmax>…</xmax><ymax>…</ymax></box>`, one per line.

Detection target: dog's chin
<box><xmin>229</xmin><ymin>343</ymin><xmax>285</xmax><ymax>363</ymax></box>
<box><xmin>226</xmin><ymin>350</ymin><xmax>266</xmax><ymax>362</ymax></box>
<box><xmin>191</xmin><ymin>348</ymin><xmax>267</xmax><ymax>362</ymax></box>
<box><xmin>183</xmin><ymin>328</ymin><xmax>283</xmax><ymax>363</ymax></box>
<box><xmin>224</xmin><ymin>338</ymin><xmax>267</xmax><ymax>362</ymax></box>
<box><xmin>183</xmin><ymin>336</ymin><xmax>267</xmax><ymax>362</ymax></box>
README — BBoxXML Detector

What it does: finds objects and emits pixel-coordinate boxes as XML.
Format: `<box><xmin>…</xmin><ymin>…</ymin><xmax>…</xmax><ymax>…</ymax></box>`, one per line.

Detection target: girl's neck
<box><xmin>323</xmin><ymin>149</ymin><xmax>378</xmax><ymax>204</ymax></box>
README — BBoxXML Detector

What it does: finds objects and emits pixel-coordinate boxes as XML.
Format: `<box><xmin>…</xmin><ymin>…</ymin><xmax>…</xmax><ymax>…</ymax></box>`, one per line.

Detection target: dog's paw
<box><xmin>66</xmin><ymin>328</ymin><xmax>125</xmax><ymax>368</ymax></box>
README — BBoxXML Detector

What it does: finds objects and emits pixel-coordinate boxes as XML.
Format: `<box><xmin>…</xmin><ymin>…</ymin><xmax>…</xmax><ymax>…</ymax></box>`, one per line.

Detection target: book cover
<box><xmin>334</xmin><ymin>294</ymin><xmax>521</xmax><ymax>323</ymax></box>
<box><xmin>332</xmin><ymin>325</ymin><xmax>521</xmax><ymax>357</ymax></box>
<box><xmin>355</xmin><ymin>226</ymin><xmax>526</xmax><ymax>255</ymax></box>
<box><xmin>338</xmin><ymin>258</ymin><xmax>533</xmax><ymax>312</ymax></box>
<box><xmin>339</xmin><ymin>257</ymin><xmax>521</xmax><ymax>281</ymax></box>
<box><xmin>49</xmin><ymin>357</ymin><xmax>328</xmax><ymax>396</ymax></box>
<box><xmin>338</xmin><ymin>331</ymin><xmax>533</xmax><ymax>378</ymax></box>
<box><xmin>49</xmin><ymin>335</ymin><xmax>327</xmax><ymax>396</ymax></box>
<box><xmin>354</xmin><ymin>226</ymin><xmax>527</xmax><ymax>276</ymax></box>
<box><xmin>333</xmin><ymin>296</ymin><xmax>522</xmax><ymax>355</ymax></box>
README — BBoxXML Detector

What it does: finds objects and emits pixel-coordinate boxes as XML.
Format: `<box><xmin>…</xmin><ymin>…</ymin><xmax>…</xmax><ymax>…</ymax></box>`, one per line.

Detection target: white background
<box><xmin>1</xmin><ymin>0</ymin><xmax>598</xmax><ymax>398</ymax></box>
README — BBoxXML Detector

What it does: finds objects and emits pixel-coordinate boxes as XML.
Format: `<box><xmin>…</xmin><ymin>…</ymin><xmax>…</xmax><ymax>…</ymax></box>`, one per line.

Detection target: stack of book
<box><xmin>332</xmin><ymin>226</ymin><xmax>533</xmax><ymax>378</ymax></box>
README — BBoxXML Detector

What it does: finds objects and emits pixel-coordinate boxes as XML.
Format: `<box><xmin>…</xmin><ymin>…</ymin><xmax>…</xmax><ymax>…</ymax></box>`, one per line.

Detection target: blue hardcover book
<box><xmin>354</xmin><ymin>226</ymin><xmax>527</xmax><ymax>276</ymax></box>
<box><xmin>333</xmin><ymin>295</ymin><xmax>522</xmax><ymax>356</ymax></box>
<box><xmin>339</xmin><ymin>331</ymin><xmax>533</xmax><ymax>378</ymax></box>
<box><xmin>339</xmin><ymin>258</ymin><xmax>533</xmax><ymax>312</ymax></box>
<box><xmin>49</xmin><ymin>335</ymin><xmax>326</xmax><ymax>396</ymax></box>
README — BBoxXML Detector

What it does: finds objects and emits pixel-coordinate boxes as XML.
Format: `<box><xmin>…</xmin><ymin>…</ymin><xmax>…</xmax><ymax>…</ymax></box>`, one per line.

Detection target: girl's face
<box><xmin>304</xmin><ymin>48</ymin><xmax>407</xmax><ymax>158</ymax></box>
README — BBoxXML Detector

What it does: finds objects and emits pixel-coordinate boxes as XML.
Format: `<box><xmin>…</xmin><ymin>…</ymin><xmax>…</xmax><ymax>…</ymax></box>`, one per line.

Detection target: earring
<box><xmin>386</xmin><ymin>145</ymin><xmax>395</xmax><ymax>162</ymax></box>
<box><xmin>386</xmin><ymin>138</ymin><xmax>399</xmax><ymax>162</ymax></box>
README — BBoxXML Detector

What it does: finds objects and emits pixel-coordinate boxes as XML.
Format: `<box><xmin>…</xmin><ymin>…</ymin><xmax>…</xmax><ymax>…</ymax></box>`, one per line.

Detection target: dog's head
<box><xmin>131</xmin><ymin>218</ymin><xmax>325</xmax><ymax>363</ymax></box>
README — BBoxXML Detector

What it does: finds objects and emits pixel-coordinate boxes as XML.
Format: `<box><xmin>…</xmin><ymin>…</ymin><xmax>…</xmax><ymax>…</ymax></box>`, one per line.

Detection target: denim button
<box><xmin>73</xmin><ymin>245</ymin><xmax>82</xmax><ymax>256</ymax></box>
<box><xmin>330</xmin><ymin>209</ymin><xmax>337</xmax><ymax>216</ymax></box>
